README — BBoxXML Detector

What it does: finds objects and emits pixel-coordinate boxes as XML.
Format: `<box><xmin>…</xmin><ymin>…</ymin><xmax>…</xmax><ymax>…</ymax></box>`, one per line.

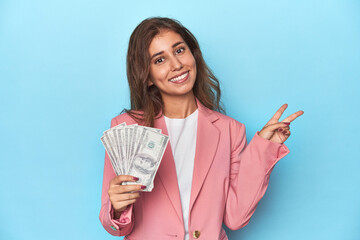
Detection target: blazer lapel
<box><xmin>189</xmin><ymin>99</ymin><xmax>220</xmax><ymax>215</ymax></box>
<box><xmin>155</xmin><ymin>115</ymin><xmax>184</xmax><ymax>225</ymax></box>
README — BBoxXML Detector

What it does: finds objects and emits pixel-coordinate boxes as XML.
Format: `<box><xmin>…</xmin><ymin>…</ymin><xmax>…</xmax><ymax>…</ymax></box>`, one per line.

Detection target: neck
<box><xmin>162</xmin><ymin>92</ymin><xmax>198</xmax><ymax>119</ymax></box>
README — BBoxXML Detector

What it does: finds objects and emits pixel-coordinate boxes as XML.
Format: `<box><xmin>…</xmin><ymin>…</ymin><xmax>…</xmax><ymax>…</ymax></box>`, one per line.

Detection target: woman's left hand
<box><xmin>258</xmin><ymin>104</ymin><xmax>304</xmax><ymax>144</ymax></box>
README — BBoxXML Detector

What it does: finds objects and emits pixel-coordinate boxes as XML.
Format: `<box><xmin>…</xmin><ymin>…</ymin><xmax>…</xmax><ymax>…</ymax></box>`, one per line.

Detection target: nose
<box><xmin>170</xmin><ymin>55</ymin><xmax>183</xmax><ymax>71</ymax></box>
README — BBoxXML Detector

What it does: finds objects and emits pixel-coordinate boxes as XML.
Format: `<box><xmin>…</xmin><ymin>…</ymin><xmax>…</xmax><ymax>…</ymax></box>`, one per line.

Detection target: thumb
<box><xmin>259</xmin><ymin>122</ymin><xmax>290</xmax><ymax>140</ymax></box>
<box><xmin>263</xmin><ymin>122</ymin><xmax>290</xmax><ymax>132</ymax></box>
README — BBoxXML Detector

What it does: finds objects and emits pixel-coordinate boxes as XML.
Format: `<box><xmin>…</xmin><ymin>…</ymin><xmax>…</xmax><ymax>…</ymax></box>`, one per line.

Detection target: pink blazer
<box><xmin>99</xmin><ymin>99</ymin><xmax>289</xmax><ymax>240</ymax></box>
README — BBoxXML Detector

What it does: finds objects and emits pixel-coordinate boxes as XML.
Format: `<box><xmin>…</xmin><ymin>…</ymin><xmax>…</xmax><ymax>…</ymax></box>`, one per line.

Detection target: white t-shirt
<box><xmin>164</xmin><ymin>109</ymin><xmax>198</xmax><ymax>240</ymax></box>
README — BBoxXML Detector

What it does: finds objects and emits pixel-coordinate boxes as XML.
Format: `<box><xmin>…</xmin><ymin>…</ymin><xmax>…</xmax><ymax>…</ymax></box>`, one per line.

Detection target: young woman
<box><xmin>99</xmin><ymin>17</ymin><xmax>303</xmax><ymax>240</ymax></box>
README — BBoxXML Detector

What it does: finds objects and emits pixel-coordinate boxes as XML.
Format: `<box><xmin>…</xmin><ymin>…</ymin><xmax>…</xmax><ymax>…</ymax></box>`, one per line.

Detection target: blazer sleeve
<box><xmin>99</xmin><ymin>117</ymin><xmax>135</xmax><ymax>236</ymax></box>
<box><xmin>223</xmin><ymin>119</ymin><xmax>290</xmax><ymax>230</ymax></box>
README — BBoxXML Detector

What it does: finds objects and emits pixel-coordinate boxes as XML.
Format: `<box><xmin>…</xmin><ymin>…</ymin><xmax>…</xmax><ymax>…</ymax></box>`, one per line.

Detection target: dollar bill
<box><xmin>124</xmin><ymin>128</ymin><xmax>168</xmax><ymax>191</ymax></box>
<box><xmin>102</xmin><ymin>123</ymin><xmax>126</xmax><ymax>174</ymax></box>
<box><xmin>101</xmin><ymin>122</ymin><xmax>168</xmax><ymax>192</ymax></box>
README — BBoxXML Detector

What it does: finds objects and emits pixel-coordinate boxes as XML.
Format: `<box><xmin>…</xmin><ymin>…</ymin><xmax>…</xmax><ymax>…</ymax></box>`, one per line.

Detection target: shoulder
<box><xmin>208</xmin><ymin>109</ymin><xmax>247</xmax><ymax>150</ymax></box>
<box><xmin>110</xmin><ymin>110</ymin><xmax>144</xmax><ymax>127</ymax></box>
<box><xmin>202</xmin><ymin>108</ymin><xmax>247</xmax><ymax>152</ymax></box>
<box><xmin>196</xmin><ymin>98</ymin><xmax>244</xmax><ymax>130</ymax></box>
<box><xmin>207</xmin><ymin>109</ymin><xmax>245</xmax><ymax>132</ymax></box>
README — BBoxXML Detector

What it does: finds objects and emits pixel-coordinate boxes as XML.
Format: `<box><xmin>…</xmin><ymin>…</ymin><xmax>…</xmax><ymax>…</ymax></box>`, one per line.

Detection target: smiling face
<box><xmin>148</xmin><ymin>29</ymin><xmax>197</xmax><ymax>101</ymax></box>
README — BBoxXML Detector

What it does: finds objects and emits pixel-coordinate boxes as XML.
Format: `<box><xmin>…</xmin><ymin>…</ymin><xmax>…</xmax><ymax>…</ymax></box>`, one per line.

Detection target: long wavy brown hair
<box><xmin>123</xmin><ymin>17</ymin><xmax>224</xmax><ymax>127</ymax></box>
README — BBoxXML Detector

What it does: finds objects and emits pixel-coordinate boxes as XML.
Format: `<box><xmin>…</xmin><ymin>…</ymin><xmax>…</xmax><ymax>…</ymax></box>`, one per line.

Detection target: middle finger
<box><xmin>113</xmin><ymin>184</ymin><xmax>145</xmax><ymax>194</ymax></box>
<box><xmin>267</xmin><ymin>104</ymin><xmax>288</xmax><ymax>124</ymax></box>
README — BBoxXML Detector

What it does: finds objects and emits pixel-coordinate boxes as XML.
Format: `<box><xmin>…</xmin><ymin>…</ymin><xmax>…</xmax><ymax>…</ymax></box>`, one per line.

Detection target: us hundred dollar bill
<box><xmin>124</xmin><ymin>129</ymin><xmax>169</xmax><ymax>191</ymax></box>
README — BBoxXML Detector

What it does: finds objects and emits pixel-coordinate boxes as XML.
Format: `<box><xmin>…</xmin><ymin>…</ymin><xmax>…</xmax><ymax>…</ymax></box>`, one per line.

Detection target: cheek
<box><xmin>187</xmin><ymin>54</ymin><xmax>197</xmax><ymax>70</ymax></box>
<box><xmin>189</xmin><ymin>57</ymin><xmax>197</xmax><ymax>78</ymax></box>
<box><xmin>150</xmin><ymin>67</ymin><xmax>169</xmax><ymax>83</ymax></box>
<box><xmin>192</xmin><ymin>58</ymin><xmax>197</xmax><ymax>72</ymax></box>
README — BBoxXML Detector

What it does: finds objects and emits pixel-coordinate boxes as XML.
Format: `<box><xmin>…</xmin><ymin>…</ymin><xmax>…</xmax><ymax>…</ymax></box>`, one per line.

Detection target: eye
<box><xmin>175</xmin><ymin>47</ymin><xmax>185</xmax><ymax>54</ymax></box>
<box><xmin>154</xmin><ymin>57</ymin><xmax>164</xmax><ymax>64</ymax></box>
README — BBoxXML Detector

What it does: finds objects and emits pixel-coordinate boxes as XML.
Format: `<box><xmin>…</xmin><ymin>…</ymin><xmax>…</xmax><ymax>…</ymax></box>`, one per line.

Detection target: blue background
<box><xmin>1</xmin><ymin>0</ymin><xmax>359</xmax><ymax>239</ymax></box>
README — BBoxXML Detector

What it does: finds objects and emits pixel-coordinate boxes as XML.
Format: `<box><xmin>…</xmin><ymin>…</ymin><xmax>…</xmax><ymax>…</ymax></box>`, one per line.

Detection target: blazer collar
<box><xmin>154</xmin><ymin>97</ymin><xmax>220</xmax><ymax>224</ymax></box>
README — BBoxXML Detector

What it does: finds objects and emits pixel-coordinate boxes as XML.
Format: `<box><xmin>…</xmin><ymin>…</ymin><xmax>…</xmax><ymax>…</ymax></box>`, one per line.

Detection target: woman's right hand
<box><xmin>108</xmin><ymin>175</ymin><xmax>145</xmax><ymax>218</ymax></box>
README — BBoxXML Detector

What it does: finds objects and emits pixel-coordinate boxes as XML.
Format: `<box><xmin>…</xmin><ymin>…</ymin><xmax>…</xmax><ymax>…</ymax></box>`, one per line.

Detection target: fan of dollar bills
<box><xmin>101</xmin><ymin>122</ymin><xmax>169</xmax><ymax>192</ymax></box>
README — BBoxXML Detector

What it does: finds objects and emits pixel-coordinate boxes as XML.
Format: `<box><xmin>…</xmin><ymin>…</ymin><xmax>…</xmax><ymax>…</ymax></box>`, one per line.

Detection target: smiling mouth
<box><xmin>168</xmin><ymin>71</ymin><xmax>189</xmax><ymax>83</ymax></box>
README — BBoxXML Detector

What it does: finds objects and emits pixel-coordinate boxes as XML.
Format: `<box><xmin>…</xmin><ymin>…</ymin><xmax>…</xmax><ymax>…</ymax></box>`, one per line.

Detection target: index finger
<box><xmin>110</xmin><ymin>175</ymin><xmax>139</xmax><ymax>185</ymax></box>
<box><xmin>282</xmin><ymin>110</ymin><xmax>304</xmax><ymax>123</ymax></box>
<box><xmin>266</xmin><ymin>104</ymin><xmax>288</xmax><ymax>125</ymax></box>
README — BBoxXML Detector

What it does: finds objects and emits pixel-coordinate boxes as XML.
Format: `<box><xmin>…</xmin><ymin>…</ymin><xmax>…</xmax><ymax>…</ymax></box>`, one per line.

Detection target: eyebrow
<box><xmin>150</xmin><ymin>41</ymin><xmax>184</xmax><ymax>59</ymax></box>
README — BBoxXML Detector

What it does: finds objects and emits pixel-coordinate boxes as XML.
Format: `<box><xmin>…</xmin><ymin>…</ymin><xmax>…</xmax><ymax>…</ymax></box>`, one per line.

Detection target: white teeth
<box><xmin>169</xmin><ymin>72</ymin><xmax>188</xmax><ymax>82</ymax></box>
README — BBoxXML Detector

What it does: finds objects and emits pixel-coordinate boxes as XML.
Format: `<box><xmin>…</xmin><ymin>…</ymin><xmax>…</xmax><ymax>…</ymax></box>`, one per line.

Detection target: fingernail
<box><xmin>278</xmin><ymin>128</ymin><xmax>283</xmax><ymax>132</ymax></box>
<box><xmin>133</xmin><ymin>177</ymin><xmax>139</xmax><ymax>181</ymax></box>
<box><xmin>283</xmin><ymin>122</ymin><xmax>290</xmax><ymax>125</ymax></box>
<box><xmin>141</xmin><ymin>185</ymin><xmax>146</xmax><ymax>189</ymax></box>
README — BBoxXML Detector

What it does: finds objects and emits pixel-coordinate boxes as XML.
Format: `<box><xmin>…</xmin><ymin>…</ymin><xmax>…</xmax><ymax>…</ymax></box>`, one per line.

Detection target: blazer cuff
<box><xmin>250</xmin><ymin>131</ymin><xmax>290</xmax><ymax>174</ymax></box>
<box><xmin>108</xmin><ymin>200</ymin><xmax>133</xmax><ymax>230</ymax></box>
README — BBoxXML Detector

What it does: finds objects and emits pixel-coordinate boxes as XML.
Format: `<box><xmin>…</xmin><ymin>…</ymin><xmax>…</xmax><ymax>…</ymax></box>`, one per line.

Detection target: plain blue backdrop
<box><xmin>1</xmin><ymin>0</ymin><xmax>359</xmax><ymax>239</ymax></box>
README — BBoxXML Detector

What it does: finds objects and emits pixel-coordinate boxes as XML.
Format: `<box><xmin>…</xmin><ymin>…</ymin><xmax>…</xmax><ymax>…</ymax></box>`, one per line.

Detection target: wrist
<box><xmin>111</xmin><ymin>204</ymin><xmax>126</xmax><ymax>219</ymax></box>
<box><xmin>113</xmin><ymin>209</ymin><xmax>123</xmax><ymax>219</ymax></box>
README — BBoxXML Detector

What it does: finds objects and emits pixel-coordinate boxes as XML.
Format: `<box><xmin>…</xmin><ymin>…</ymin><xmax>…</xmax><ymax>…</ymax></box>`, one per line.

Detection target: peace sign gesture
<box><xmin>258</xmin><ymin>104</ymin><xmax>304</xmax><ymax>144</ymax></box>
